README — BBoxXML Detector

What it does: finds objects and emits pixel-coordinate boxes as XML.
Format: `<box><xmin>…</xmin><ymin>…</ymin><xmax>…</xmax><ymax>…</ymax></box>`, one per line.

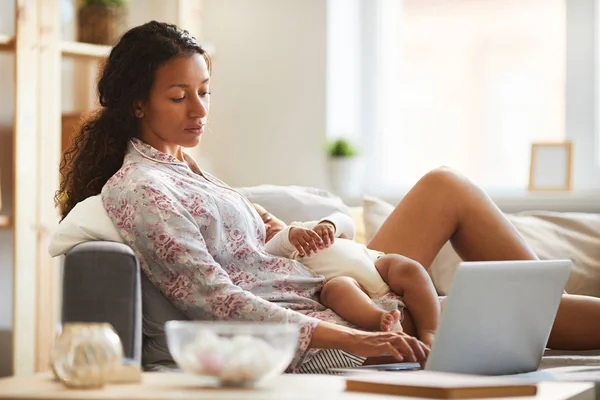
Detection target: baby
<box><xmin>254</xmin><ymin>204</ymin><xmax>440</xmax><ymax>347</ymax></box>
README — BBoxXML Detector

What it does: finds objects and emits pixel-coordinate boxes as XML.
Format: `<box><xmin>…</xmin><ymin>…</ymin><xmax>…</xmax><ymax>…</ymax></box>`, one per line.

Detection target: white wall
<box><xmin>195</xmin><ymin>0</ymin><xmax>329</xmax><ymax>188</ymax></box>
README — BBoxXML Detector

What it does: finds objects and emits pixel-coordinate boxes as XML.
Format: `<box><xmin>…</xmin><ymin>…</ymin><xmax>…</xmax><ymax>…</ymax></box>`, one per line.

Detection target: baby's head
<box><xmin>252</xmin><ymin>203</ymin><xmax>287</xmax><ymax>242</ymax></box>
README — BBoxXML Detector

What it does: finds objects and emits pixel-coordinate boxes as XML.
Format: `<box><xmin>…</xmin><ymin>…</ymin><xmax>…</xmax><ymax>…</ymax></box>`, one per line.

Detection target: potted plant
<box><xmin>327</xmin><ymin>138</ymin><xmax>365</xmax><ymax>198</ymax></box>
<box><xmin>78</xmin><ymin>0</ymin><xmax>128</xmax><ymax>45</ymax></box>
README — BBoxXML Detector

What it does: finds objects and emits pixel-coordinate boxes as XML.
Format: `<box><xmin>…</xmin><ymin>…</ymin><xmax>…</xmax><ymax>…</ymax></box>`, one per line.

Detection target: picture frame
<box><xmin>528</xmin><ymin>141</ymin><xmax>573</xmax><ymax>192</ymax></box>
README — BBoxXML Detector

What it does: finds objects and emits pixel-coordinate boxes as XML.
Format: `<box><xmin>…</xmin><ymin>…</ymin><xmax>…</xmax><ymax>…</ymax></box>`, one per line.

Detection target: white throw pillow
<box><xmin>236</xmin><ymin>185</ymin><xmax>352</xmax><ymax>224</ymax></box>
<box><xmin>506</xmin><ymin>211</ymin><xmax>600</xmax><ymax>298</ymax></box>
<box><xmin>48</xmin><ymin>195</ymin><xmax>124</xmax><ymax>257</ymax></box>
<box><xmin>362</xmin><ymin>195</ymin><xmax>395</xmax><ymax>243</ymax></box>
<box><xmin>49</xmin><ymin>186</ymin><xmax>351</xmax><ymax>257</ymax></box>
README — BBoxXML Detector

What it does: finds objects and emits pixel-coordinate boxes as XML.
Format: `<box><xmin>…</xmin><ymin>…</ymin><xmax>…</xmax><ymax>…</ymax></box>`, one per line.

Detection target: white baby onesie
<box><xmin>264</xmin><ymin>212</ymin><xmax>390</xmax><ymax>297</ymax></box>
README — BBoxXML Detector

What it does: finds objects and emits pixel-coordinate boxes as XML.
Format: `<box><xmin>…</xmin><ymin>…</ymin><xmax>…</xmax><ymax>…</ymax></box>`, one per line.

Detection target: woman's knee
<box><xmin>417</xmin><ymin>167</ymin><xmax>484</xmax><ymax>211</ymax></box>
<box><xmin>321</xmin><ymin>276</ymin><xmax>360</xmax><ymax>304</ymax></box>
<box><xmin>419</xmin><ymin>167</ymin><xmax>465</xmax><ymax>191</ymax></box>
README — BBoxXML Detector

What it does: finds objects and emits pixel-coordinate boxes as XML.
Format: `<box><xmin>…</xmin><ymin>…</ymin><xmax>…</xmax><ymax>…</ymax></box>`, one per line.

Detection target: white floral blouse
<box><xmin>101</xmin><ymin>138</ymin><xmax>404</xmax><ymax>370</ymax></box>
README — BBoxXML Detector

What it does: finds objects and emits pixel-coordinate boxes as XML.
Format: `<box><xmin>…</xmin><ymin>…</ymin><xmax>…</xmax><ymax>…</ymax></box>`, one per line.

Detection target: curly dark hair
<box><xmin>55</xmin><ymin>21</ymin><xmax>211</xmax><ymax>219</ymax></box>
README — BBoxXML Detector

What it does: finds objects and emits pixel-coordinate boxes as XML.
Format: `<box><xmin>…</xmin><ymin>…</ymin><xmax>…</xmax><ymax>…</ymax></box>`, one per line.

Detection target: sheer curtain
<box><xmin>327</xmin><ymin>0</ymin><xmax>566</xmax><ymax>196</ymax></box>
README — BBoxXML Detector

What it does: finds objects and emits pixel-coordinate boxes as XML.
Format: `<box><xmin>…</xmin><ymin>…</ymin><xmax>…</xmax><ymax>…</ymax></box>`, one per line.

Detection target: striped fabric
<box><xmin>297</xmin><ymin>349</ymin><xmax>367</xmax><ymax>374</ymax></box>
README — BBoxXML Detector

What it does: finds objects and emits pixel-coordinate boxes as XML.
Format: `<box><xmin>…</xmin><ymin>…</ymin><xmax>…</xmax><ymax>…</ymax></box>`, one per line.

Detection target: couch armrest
<box><xmin>61</xmin><ymin>241</ymin><xmax>142</xmax><ymax>363</ymax></box>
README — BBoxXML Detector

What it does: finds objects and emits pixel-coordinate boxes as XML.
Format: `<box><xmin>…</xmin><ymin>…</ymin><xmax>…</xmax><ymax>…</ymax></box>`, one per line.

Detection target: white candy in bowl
<box><xmin>165</xmin><ymin>321</ymin><xmax>300</xmax><ymax>387</ymax></box>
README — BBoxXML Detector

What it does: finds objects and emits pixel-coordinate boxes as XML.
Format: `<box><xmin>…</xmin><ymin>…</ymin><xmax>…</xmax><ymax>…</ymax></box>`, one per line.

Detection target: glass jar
<box><xmin>51</xmin><ymin>322</ymin><xmax>123</xmax><ymax>389</ymax></box>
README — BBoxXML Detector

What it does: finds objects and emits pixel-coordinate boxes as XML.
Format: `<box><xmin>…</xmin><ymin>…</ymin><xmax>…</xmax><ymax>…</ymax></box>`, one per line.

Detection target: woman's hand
<box><xmin>288</xmin><ymin>227</ymin><xmax>324</xmax><ymax>257</ymax></box>
<box><xmin>313</xmin><ymin>221</ymin><xmax>336</xmax><ymax>247</ymax></box>
<box><xmin>311</xmin><ymin>322</ymin><xmax>430</xmax><ymax>367</ymax></box>
<box><xmin>341</xmin><ymin>330</ymin><xmax>430</xmax><ymax>367</ymax></box>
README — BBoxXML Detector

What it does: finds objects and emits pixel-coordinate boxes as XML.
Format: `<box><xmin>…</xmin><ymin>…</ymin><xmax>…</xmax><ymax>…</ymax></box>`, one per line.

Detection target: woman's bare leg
<box><xmin>548</xmin><ymin>295</ymin><xmax>600</xmax><ymax>349</ymax></box>
<box><xmin>368</xmin><ymin>167</ymin><xmax>600</xmax><ymax>349</ymax></box>
<box><xmin>368</xmin><ymin>167</ymin><xmax>536</xmax><ymax>265</ymax></box>
<box><xmin>320</xmin><ymin>276</ymin><xmax>401</xmax><ymax>332</ymax></box>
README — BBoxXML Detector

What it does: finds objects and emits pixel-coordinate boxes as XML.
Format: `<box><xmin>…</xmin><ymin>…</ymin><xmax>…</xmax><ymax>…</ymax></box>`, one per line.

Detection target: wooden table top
<box><xmin>0</xmin><ymin>372</ymin><xmax>595</xmax><ymax>400</ymax></box>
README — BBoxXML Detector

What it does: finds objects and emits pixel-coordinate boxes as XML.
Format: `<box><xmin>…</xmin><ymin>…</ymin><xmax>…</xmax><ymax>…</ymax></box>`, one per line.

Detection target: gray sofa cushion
<box><xmin>140</xmin><ymin>273</ymin><xmax>186</xmax><ymax>369</ymax></box>
<box><xmin>62</xmin><ymin>241</ymin><xmax>141</xmax><ymax>363</ymax></box>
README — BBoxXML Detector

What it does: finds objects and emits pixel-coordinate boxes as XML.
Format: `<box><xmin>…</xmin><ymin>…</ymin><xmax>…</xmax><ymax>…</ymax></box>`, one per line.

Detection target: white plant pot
<box><xmin>328</xmin><ymin>157</ymin><xmax>365</xmax><ymax>198</ymax></box>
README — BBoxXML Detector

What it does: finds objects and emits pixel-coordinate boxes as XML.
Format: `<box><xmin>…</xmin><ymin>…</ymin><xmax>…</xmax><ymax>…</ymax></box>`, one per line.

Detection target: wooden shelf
<box><xmin>60</xmin><ymin>41</ymin><xmax>111</xmax><ymax>60</ymax></box>
<box><xmin>0</xmin><ymin>215</ymin><xmax>11</xmax><ymax>229</ymax></box>
<box><xmin>0</xmin><ymin>37</ymin><xmax>111</xmax><ymax>58</ymax></box>
<box><xmin>0</xmin><ymin>34</ymin><xmax>15</xmax><ymax>53</ymax></box>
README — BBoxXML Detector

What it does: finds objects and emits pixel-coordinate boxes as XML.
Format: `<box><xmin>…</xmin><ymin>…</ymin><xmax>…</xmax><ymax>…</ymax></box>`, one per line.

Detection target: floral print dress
<box><xmin>101</xmin><ymin>138</ymin><xmax>404</xmax><ymax>370</ymax></box>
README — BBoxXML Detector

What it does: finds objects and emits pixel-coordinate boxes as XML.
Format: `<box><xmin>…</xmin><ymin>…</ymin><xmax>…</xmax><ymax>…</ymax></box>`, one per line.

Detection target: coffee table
<box><xmin>0</xmin><ymin>372</ymin><xmax>594</xmax><ymax>400</ymax></box>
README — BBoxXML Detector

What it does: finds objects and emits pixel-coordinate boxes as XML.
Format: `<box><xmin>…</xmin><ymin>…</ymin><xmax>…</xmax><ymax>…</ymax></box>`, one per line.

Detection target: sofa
<box><xmin>57</xmin><ymin>185</ymin><xmax>600</xmax><ymax>381</ymax></box>
<box><xmin>56</xmin><ymin>185</ymin><xmax>360</xmax><ymax>368</ymax></box>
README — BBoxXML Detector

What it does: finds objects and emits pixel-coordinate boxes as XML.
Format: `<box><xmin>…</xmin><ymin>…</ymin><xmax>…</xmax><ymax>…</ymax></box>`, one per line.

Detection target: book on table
<box><xmin>345</xmin><ymin>371</ymin><xmax>538</xmax><ymax>399</ymax></box>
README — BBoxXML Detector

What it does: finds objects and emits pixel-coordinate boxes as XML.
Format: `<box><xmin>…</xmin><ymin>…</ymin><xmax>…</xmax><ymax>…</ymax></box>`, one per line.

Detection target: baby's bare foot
<box><xmin>380</xmin><ymin>309</ymin><xmax>402</xmax><ymax>332</ymax></box>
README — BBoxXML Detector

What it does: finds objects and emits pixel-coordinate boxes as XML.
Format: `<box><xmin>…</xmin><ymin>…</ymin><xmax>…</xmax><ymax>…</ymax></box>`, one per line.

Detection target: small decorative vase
<box><xmin>51</xmin><ymin>323</ymin><xmax>123</xmax><ymax>389</ymax></box>
<box><xmin>328</xmin><ymin>156</ymin><xmax>366</xmax><ymax>198</ymax></box>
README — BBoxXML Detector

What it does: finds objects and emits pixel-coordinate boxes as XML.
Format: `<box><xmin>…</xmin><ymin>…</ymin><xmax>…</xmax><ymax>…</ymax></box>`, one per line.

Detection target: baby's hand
<box><xmin>288</xmin><ymin>227</ymin><xmax>324</xmax><ymax>257</ymax></box>
<box><xmin>313</xmin><ymin>221</ymin><xmax>335</xmax><ymax>247</ymax></box>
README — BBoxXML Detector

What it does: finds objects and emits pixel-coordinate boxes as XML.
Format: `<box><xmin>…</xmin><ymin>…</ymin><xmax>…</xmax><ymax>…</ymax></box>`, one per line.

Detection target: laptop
<box><xmin>334</xmin><ymin>259</ymin><xmax>572</xmax><ymax>376</ymax></box>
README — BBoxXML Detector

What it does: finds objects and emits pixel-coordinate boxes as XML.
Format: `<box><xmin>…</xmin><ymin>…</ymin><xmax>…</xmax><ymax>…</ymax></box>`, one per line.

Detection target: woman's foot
<box><xmin>418</xmin><ymin>329</ymin><xmax>435</xmax><ymax>348</ymax></box>
<box><xmin>380</xmin><ymin>309</ymin><xmax>403</xmax><ymax>332</ymax></box>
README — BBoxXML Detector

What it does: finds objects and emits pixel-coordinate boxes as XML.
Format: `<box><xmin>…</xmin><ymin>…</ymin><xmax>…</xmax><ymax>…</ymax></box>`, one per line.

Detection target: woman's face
<box><xmin>136</xmin><ymin>53</ymin><xmax>210</xmax><ymax>159</ymax></box>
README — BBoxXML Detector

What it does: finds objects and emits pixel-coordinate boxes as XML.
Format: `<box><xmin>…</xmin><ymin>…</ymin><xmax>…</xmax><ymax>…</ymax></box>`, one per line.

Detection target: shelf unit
<box><xmin>4</xmin><ymin>0</ymin><xmax>112</xmax><ymax>378</ymax></box>
<box><xmin>4</xmin><ymin>0</ymin><xmax>208</xmax><ymax>377</ymax></box>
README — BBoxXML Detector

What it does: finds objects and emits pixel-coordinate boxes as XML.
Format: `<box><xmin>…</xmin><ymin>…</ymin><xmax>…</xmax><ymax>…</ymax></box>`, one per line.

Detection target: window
<box><xmin>328</xmin><ymin>0</ymin><xmax>570</xmax><ymax>195</ymax></box>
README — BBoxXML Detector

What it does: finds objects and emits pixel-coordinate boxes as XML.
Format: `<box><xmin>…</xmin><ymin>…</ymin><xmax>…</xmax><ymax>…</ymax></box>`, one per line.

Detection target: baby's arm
<box><xmin>265</xmin><ymin>212</ymin><xmax>356</xmax><ymax>257</ymax></box>
<box><xmin>290</xmin><ymin>212</ymin><xmax>356</xmax><ymax>239</ymax></box>
<box><xmin>264</xmin><ymin>226</ymin><xmax>297</xmax><ymax>258</ymax></box>
<box><xmin>318</xmin><ymin>212</ymin><xmax>356</xmax><ymax>240</ymax></box>
<box><xmin>266</xmin><ymin>225</ymin><xmax>325</xmax><ymax>258</ymax></box>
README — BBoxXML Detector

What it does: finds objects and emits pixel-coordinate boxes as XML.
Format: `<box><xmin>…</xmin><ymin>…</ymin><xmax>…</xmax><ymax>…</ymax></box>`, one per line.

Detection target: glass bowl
<box><xmin>165</xmin><ymin>321</ymin><xmax>300</xmax><ymax>387</ymax></box>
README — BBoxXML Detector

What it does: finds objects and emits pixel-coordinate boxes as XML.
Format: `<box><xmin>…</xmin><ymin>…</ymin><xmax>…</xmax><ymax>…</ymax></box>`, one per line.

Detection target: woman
<box><xmin>57</xmin><ymin>21</ymin><xmax>600</xmax><ymax>373</ymax></box>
